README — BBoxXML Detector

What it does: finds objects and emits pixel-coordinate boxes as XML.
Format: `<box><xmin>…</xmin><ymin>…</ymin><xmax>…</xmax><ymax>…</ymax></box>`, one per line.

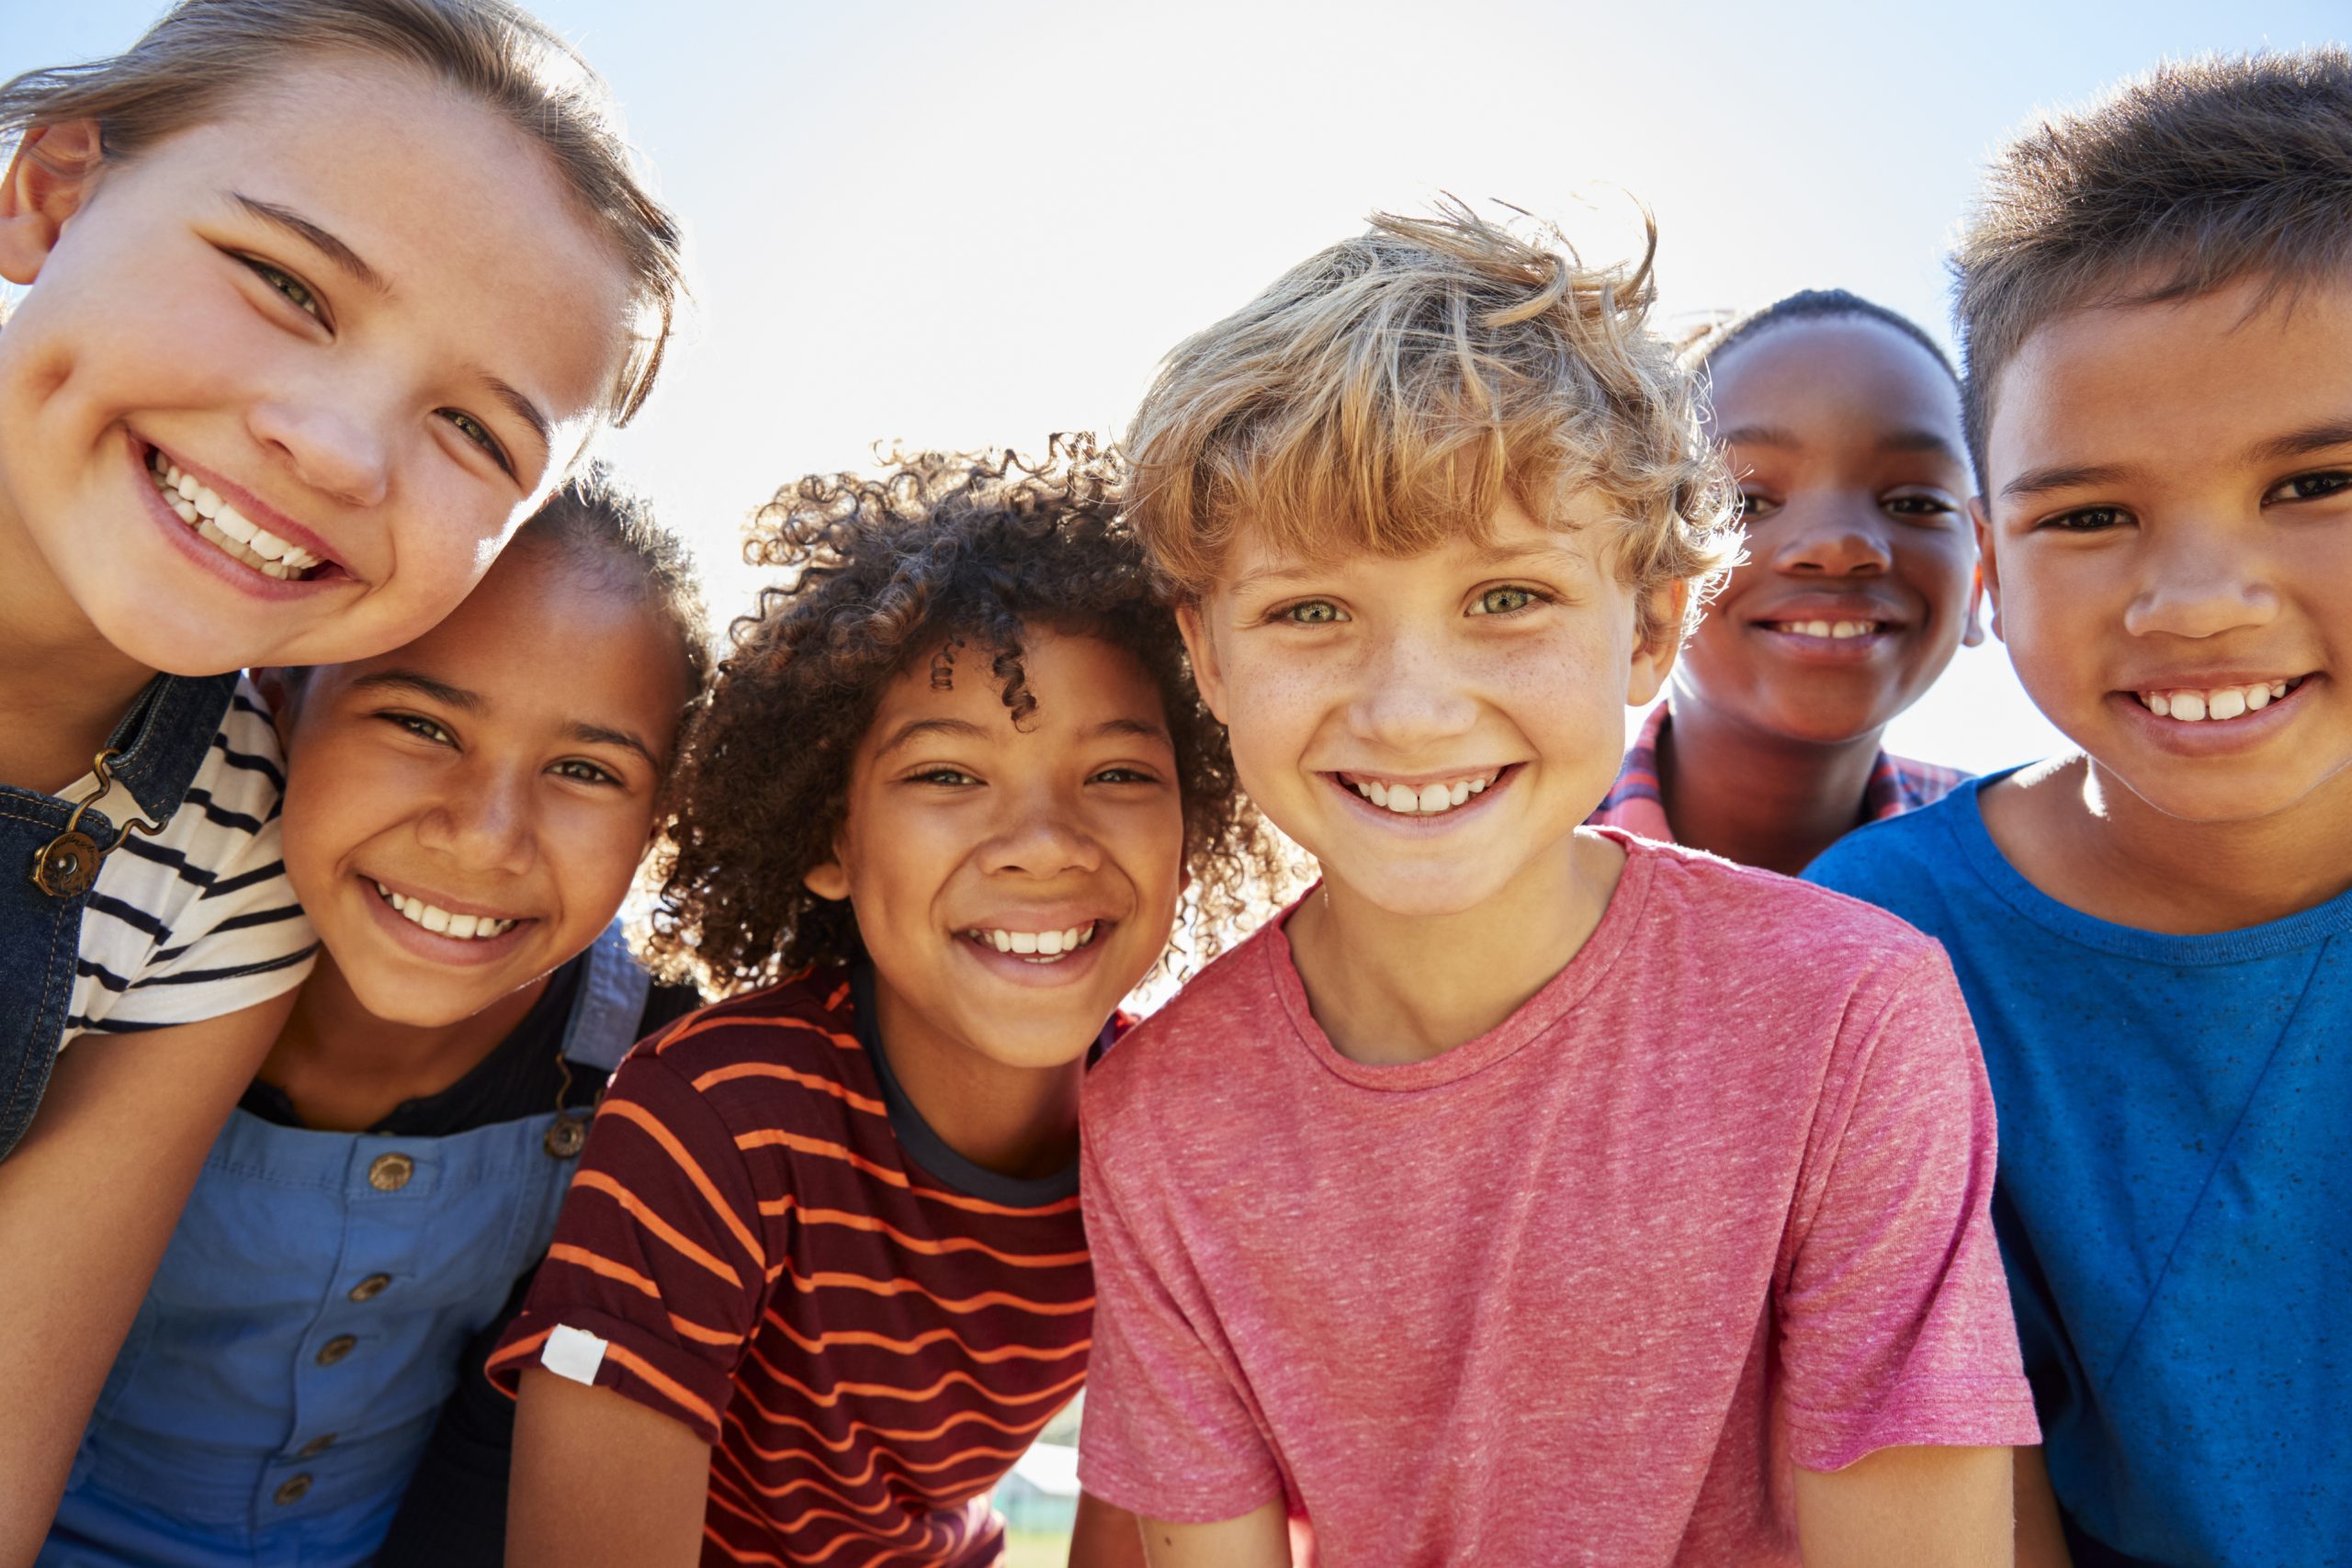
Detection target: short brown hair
<box><xmin>1954</xmin><ymin>47</ymin><xmax>2352</xmax><ymax>472</ymax></box>
<box><xmin>0</xmin><ymin>0</ymin><xmax>683</xmax><ymax>423</ymax></box>
<box><xmin>646</xmin><ymin>438</ymin><xmax>1289</xmax><ymax>997</ymax></box>
<box><xmin>1125</xmin><ymin>200</ymin><xmax>1737</xmax><ymax>647</ymax></box>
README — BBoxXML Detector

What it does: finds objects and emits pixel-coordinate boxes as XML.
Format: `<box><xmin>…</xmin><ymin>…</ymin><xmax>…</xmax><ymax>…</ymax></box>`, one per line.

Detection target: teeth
<box><xmin>1778</xmin><ymin>620</ymin><xmax>1881</xmax><ymax>640</ymax></box>
<box><xmin>146</xmin><ymin>450</ymin><xmax>322</xmax><ymax>576</ymax></box>
<box><xmin>2136</xmin><ymin>680</ymin><xmax>2300</xmax><ymax>723</ymax></box>
<box><xmin>968</xmin><ymin>923</ymin><xmax>1098</xmax><ymax>963</ymax></box>
<box><xmin>1349</xmin><ymin>772</ymin><xmax>1498</xmax><ymax>816</ymax></box>
<box><xmin>371</xmin><ymin>880</ymin><xmax>516</xmax><ymax>941</ymax></box>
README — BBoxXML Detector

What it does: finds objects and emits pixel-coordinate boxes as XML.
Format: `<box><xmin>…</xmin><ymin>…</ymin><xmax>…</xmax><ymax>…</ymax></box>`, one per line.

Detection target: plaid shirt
<box><xmin>1589</xmin><ymin>704</ymin><xmax>1969</xmax><ymax>844</ymax></box>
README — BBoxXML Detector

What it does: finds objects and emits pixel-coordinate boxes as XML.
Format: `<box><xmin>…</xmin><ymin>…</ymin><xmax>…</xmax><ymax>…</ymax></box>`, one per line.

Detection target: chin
<box><xmin>340</xmin><ymin>967</ymin><xmax>507</xmax><ymax>1030</ymax></box>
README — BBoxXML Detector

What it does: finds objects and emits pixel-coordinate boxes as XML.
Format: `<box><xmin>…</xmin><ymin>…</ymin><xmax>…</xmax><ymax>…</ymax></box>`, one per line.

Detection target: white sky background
<box><xmin>9</xmin><ymin>0</ymin><xmax>2347</xmax><ymax>773</ymax></box>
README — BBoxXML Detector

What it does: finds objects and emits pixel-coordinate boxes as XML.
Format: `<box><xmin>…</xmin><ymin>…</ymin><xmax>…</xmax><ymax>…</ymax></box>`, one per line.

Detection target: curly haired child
<box><xmin>491</xmin><ymin>440</ymin><xmax>1286</xmax><ymax>1568</ymax></box>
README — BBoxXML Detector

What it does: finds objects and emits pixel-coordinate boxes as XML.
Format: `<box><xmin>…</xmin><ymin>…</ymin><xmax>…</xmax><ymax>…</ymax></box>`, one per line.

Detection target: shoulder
<box><xmin>1804</xmin><ymin>784</ymin><xmax>1977</xmax><ymax>905</ymax></box>
<box><xmin>1087</xmin><ymin>916</ymin><xmax>1287</xmax><ymax>1127</ymax></box>
<box><xmin>611</xmin><ymin>968</ymin><xmax>874</xmax><ymax>1128</ymax></box>
<box><xmin>1626</xmin><ymin>833</ymin><xmax>1941</xmax><ymax>972</ymax></box>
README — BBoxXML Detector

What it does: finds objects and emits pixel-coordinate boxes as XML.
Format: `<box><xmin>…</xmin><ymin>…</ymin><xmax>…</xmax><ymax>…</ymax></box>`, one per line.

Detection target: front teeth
<box><xmin>2137</xmin><ymin>680</ymin><xmax>2293</xmax><ymax>722</ymax></box>
<box><xmin>147</xmin><ymin>449</ymin><xmax>321</xmax><ymax>580</ymax></box>
<box><xmin>1350</xmin><ymin>773</ymin><xmax>1494</xmax><ymax>815</ymax></box>
<box><xmin>1776</xmin><ymin>620</ymin><xmax>1883</xmax><ymax>639</ymax></box>
<box><xmin>374</xmin><ymin>880</ymin><xmax>516</xmax><ymax>941</ymax></box>
<box><xmin>970</xmin><ymin>922</ymin><xmax>1100</xmax><ymax>963</ymax></box>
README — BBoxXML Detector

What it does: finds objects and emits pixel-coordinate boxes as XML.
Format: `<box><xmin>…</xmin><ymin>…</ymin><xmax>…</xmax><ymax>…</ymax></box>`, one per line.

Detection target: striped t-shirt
<box><xmin>67</xmin><ymin>678</ymin><xmax>316</xmax><ymax>1042</ymax></box>
<box><xmin>490</xmin><ymin>967</ymin><xmax>1099</xmax><ymax>1568</ymax></box>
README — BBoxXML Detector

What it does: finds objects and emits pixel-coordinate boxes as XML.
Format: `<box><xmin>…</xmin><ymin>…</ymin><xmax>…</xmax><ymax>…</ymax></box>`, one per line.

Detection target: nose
<box><xmin>2125</xmin><ymin>525</ymin><xmax>2279</xmax><ymax>640</ymax></box>
<box><xmin>247</xmin><ymin>380</ymin><xmax>394</xmax><ymax>509</ymax></box>
<box><xmin>1348</xmin><ymin>626</ymin><xmax>1479</xmax><ymax>751</ymax></box>
<box><xmin>979</xmin><ymin>781</ymin><xmax>1105</xmax><ymax>880</ymax></box>
<box><xmin>1766</xmin><ymin>496</ymin><xmax>1894</xmax><ymax>578</ymax></box>
<box><xmin>413</xmin><ymin>764</ymin><xmax>535</xmax><ymax>876</ymax></box>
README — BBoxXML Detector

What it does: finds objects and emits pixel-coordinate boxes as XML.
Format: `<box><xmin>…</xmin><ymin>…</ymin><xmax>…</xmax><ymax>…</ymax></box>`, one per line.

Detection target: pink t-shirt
<box><xmin>1079</xmin><ymin>833</ymin><xmax>2037</xmax><ymax>1564</ymax></box>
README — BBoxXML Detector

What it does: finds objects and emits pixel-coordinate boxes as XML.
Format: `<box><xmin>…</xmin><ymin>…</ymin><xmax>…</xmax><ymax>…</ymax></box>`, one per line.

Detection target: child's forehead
<box><xmin>1985</xmin><ymin>273</ymin><xmax>2352</xmax><ymax>498</ymax></box>
<box><xmin>862</xmin><ymin>625</ymin><xmax>1170</xmax><ymax>747</ymax></box>
<box><xmin>1209</xmin><ymin>493</ymin><xmax>1615</xmax><ymax>596</ymax></box>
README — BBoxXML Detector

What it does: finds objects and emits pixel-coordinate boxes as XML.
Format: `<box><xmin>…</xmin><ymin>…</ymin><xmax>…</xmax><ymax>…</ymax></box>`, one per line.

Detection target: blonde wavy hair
<box><xmin>1125</xmin><ymin>198</ymin><xmax>1738</xmax><ymax>648</ymax></box>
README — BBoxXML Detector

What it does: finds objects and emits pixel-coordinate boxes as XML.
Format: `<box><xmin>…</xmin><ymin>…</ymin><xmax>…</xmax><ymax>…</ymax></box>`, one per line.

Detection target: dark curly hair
<box><xmin>646</xmin><ymin>436</ymin><xmax>1291</xmax><ymax>995</ymax></box>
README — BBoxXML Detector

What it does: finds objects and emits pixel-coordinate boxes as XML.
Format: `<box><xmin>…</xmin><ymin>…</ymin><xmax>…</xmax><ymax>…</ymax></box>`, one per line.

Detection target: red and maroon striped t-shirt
<box><xmin>489</xmin><ymin>967</ymin><xmax>1097</xmax><ymax>1567</ymax></box>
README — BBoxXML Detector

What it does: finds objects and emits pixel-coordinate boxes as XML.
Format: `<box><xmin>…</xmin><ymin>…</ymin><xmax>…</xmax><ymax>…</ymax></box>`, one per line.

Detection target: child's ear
<box><xmin>1969</xmin><ymin>496</ymin><xmax>2002</xmax><ymax>644</ymax></box>
<box><xmin>803</xmin><ymin>859</ymin><xmax>851</xmax><ymax>902</ymax></box>
<box><xmin>1174</xmin><ymin>600</ymin><xmax>1229</xmax><ymax>725</ymax></box>
<box><xmin>250</xmin><ymin>667</ymin><xmax>304</xmax><ymax>750</ymax></box>
<box><xmin>1624</xmin><ymin>580</ymin><xmax>1689</xmax><ymax>705</ymax></box>
<box><xmin>0</xmin><ymin>121</ymin><xmax>105</xmax><ymax>287</ymax></box>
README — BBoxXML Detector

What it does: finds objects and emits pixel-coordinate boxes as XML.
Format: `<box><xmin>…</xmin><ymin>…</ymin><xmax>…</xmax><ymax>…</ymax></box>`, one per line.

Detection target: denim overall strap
<box><xmin>560</xmin><ymin>923</ymin><xmax>653</xmax><ymax>1074</ymax></box>
<box><xmin>0</xmin><ymin>672</ymin><xmax>238</xmax><ymax>1160</ymax></box>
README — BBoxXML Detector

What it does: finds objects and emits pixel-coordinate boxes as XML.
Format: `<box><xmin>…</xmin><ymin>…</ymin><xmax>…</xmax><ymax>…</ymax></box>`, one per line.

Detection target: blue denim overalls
<box><xmin>0</xmin><ymin>672</ymin><xmax>237</xmax><ymax>1160</ymax></box>
<box><xmin>40</xmin><ymin>926</ymin><xmax>651</xmax><ymax>1568</ymax></box>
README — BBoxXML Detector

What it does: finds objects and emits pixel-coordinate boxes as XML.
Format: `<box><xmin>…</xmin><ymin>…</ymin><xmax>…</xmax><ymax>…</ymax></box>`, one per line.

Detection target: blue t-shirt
<box><xmin>1806</xmin><ymin>772</ymin><xmax>2352</xmax><ymax>1568</ymax></box>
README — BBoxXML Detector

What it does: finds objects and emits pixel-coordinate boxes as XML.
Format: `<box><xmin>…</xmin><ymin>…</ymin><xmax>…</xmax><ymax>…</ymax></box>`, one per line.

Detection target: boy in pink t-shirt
<box><xmin>1078</xmin><ymin>205</ymin><xmax>2040</xmax><ymax>1566</ymax></box>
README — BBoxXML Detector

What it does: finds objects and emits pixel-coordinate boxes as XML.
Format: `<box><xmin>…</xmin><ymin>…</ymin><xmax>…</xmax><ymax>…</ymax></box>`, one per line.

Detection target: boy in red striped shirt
<box><xmin>492</xmin><ymin>445</ymin><xmax>1284</xmax><ymax>1568</ymax></box>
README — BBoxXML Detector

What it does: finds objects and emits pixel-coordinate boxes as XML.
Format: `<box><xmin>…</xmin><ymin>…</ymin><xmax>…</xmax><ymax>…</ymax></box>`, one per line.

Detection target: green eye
<box><xmin>438</xmin><ymin>410</ymin><xmax>514</xmax><ymax>475</ymax></box>
<box><xmin>241</xmin><ymin>256</ymin><xmax>322</xmax><ymax>320</ymax></box>
<box><xmin>1469</xmin><ymin>586</ymin><xmax>1537</xmax><ymax>616</ymax></box>
<box><xmin>1282</xmin><ymin>600</ymin><xmax>1345</xmax><ymax>626</ymax></box>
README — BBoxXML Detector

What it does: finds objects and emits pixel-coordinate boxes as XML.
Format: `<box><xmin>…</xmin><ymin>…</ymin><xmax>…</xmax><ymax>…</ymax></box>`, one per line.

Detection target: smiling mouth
<box><xmin>962</xmin><ymin>920</ymin><xmax>1102</xmax><ymax>963</ymax></box>
<box><xmin>145</xmin><ymin>446</ymin><xmax>334</xmax><ymax>581</ymax></box>
<box><xmin>373</xmin><ymin>879</ymin><xmax>522</xmax><ymax>941</ymax></box>
<box><xmin>1339</xmin><ymin>769</ymin><xmax>1503</xmax><ymax>817</ymax></box>
<box><xmin>1760</xmin><ymin>619</ymin><xmax>1894</xmax><ymax>640</ymax></box>
<box><xmin>2133</xmin><ymin>677</ymin><xmax>2302</xmax><ymax>724</ymax></box>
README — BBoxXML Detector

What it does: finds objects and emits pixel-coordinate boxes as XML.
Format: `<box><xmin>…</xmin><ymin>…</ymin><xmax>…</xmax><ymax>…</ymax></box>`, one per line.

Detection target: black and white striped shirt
<box><xmin>65</xmin><ymin>680</ymin><xmax>316</xmax><ymax>1042</ymax></box>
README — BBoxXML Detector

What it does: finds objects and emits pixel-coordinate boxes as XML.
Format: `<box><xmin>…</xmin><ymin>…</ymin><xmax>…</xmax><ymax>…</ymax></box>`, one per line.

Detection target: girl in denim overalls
<box><xmin>0</xmin><ymin>1</ymin><xmax>684</xmax><ymax>1542</ymax></box>
<box><xmin>42</xmin><ymin>471</ymin><xmax>710</xmax><ymax>1568</ymax></box>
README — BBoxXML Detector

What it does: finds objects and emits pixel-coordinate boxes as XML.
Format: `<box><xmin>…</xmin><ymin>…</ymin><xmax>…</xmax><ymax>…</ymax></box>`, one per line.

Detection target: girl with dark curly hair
<box><xmin>491</xmin><ymin>440</ymin><xmax>1285</xmax><ymax>1568</ymax></box>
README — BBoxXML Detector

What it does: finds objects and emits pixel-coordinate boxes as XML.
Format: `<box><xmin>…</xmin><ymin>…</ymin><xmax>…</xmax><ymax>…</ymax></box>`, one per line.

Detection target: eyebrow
<box><xmin>232</xmin><ymin>194</ymin><xmax>388</xmax><ymax>296</ymax></box>
<box><xmin>1999</xmin><ymin>462</ymin><xmax>2134</xmax><ymax>502</ymax></box>
<box><xmin>1721</xmin><ymin>424</ymin><xmax>1968</xmax><ymax>466</ymax></box>
<box><xmin>873</xmin><ymin>717</ymin><xmax>989</xmax><ymax>759</ymax></box>
<box><xmin>567</xmin><ymin>721</ymin><xmax>662</xmax><ymax>772</ymax></box>
<box><xmin>350</xmin><ymin>670</ymin><xmax>479</xmax><ymax>710</ymax></box>
<box><xmin>2245</xmin><ymin>419</ymin><xmax>2352</xmax><ymax>466</ymax></box>
<box><xmin>485</xmin><ymin>377</ymin><xmax>554</xmax><ymax>456</ymax></box>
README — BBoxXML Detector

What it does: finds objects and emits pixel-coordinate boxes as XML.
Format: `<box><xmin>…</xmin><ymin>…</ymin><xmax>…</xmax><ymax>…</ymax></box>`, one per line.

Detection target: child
<box><xmin>492</xmin><ymin>445</ymin><xmax>1283</xmax><ymax>1568</ymax></box>
<box><xmin>1590</xmin><ymin>290</ymin><xmax>1981</xmax><ymax>872</ymax></box>
<box><xmin>0</xmin><ymin>0</ymin><xmax>683</xmax><ymax>1540</ymax></box>
<box><xmin>36</xmin><ymin>470</ymin><xmax>707</xmax><ymax>1568</ymax></box>
<box><xmin>1078</xmin><ymin>206</ymin><xmax>2039</xmax><ymax>1565</ymax></box>
<box><xmin>1805</xmin><ymin>51</ymin><xmax>2352</xmax><ymax>1568</ymax></box>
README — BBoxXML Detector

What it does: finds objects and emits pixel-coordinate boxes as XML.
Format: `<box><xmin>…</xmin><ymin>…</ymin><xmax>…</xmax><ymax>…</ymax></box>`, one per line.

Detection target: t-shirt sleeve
<box><xmin>486</xmin><ymin>1046</ymin><xmax>768</xmax><ymax>1444</ymax></box>
<box><xmin>1075</xmin><ymin>1100</ymin><xmax>1285</xmax><ymax>1524</ymax></box>
<box><xmin>1776</xmin><ymin>947</ymin><xmax>2042</xmax><ymax>1470</ymax></box>
<box><xmin>77</xmin><ymin>691</ymin><xmax>318</xmax><ymax>1035</ymax></box>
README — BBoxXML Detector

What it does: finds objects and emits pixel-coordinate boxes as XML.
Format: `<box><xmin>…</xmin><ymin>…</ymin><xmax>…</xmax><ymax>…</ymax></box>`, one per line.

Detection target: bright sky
<box><xmin>8</xmin><ymin>0</ymin><xmax>2346</xmax><ymax>773</ymax></box>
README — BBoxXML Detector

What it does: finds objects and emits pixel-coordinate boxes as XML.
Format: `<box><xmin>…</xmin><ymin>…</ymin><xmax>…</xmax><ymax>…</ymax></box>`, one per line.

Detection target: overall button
<box><xmin>349</xmin><ymin>1273</ymin><xmax>391</xmax><ymax>1303</ymax></box>
<box><xmin>274</xmin><ymin>1474</ymin><xmax>312</xmax><ymax>1506</ymax></box>
<box><xmin>316</xmin><ymin>1335</ymin><xmax>356</xmax><ymax>1366</ymax></box>
<box><xmin>297</xmin><ymin>1433</ymin><xmax>337</xmax><ymax>1458</ymax></box>
<box><xmin>368</xmin><ymin>1152</ymin><xmax>414</xmax><ymax>1191</ymax></box>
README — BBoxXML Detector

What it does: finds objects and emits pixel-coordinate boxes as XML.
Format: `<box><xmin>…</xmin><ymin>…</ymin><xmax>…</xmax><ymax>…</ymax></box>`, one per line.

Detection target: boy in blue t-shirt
<box><xmin>1806</xmin><ymin>50</ymin><xmax>2352</xmax><ymax>1568</ymax></box>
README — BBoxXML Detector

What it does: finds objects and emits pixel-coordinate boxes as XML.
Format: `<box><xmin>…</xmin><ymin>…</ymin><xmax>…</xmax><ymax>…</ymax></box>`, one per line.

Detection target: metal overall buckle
<box><xmin>29</xmin><ymin>750</ymin><xmax>167</xmax><ymax>899</ymax></box>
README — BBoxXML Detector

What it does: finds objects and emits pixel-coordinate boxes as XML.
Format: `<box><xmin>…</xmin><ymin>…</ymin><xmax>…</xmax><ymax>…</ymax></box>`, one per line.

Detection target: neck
<box><xmin>870</xmin><ymin>983</ymin><xmax>1085</xmax><ymax>1181</ymax></box>
<box><xmin>1285</xmin><ymin>829</ymin><xmax>1623</xmax><ymax>1065</ymax></box>
<box><xmin>1657</xmin><ymin>698</ymin><xmax>1884</xmax><ymax>875</ymax></box>
<box><xmin>263</xmin><ymin>953</ymin><xmax>550</xmax><ymax>1132</ymax></box>
<box><xmin>0</xmin><ymin>507</ymin><xmax>163</xmax><ymax>794</ymax></box>
<box><xmin>1984</xmin><ymin>755</ymin><xmax>2352</xmax><ymax>933</ymax></box>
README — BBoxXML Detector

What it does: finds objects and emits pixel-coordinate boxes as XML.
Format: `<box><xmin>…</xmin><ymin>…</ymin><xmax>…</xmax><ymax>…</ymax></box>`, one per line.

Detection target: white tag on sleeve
<box><xmin>541</xmin><ymin>1324</ymin><xmax>609</xmax><ymax>1386</ymax></box>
